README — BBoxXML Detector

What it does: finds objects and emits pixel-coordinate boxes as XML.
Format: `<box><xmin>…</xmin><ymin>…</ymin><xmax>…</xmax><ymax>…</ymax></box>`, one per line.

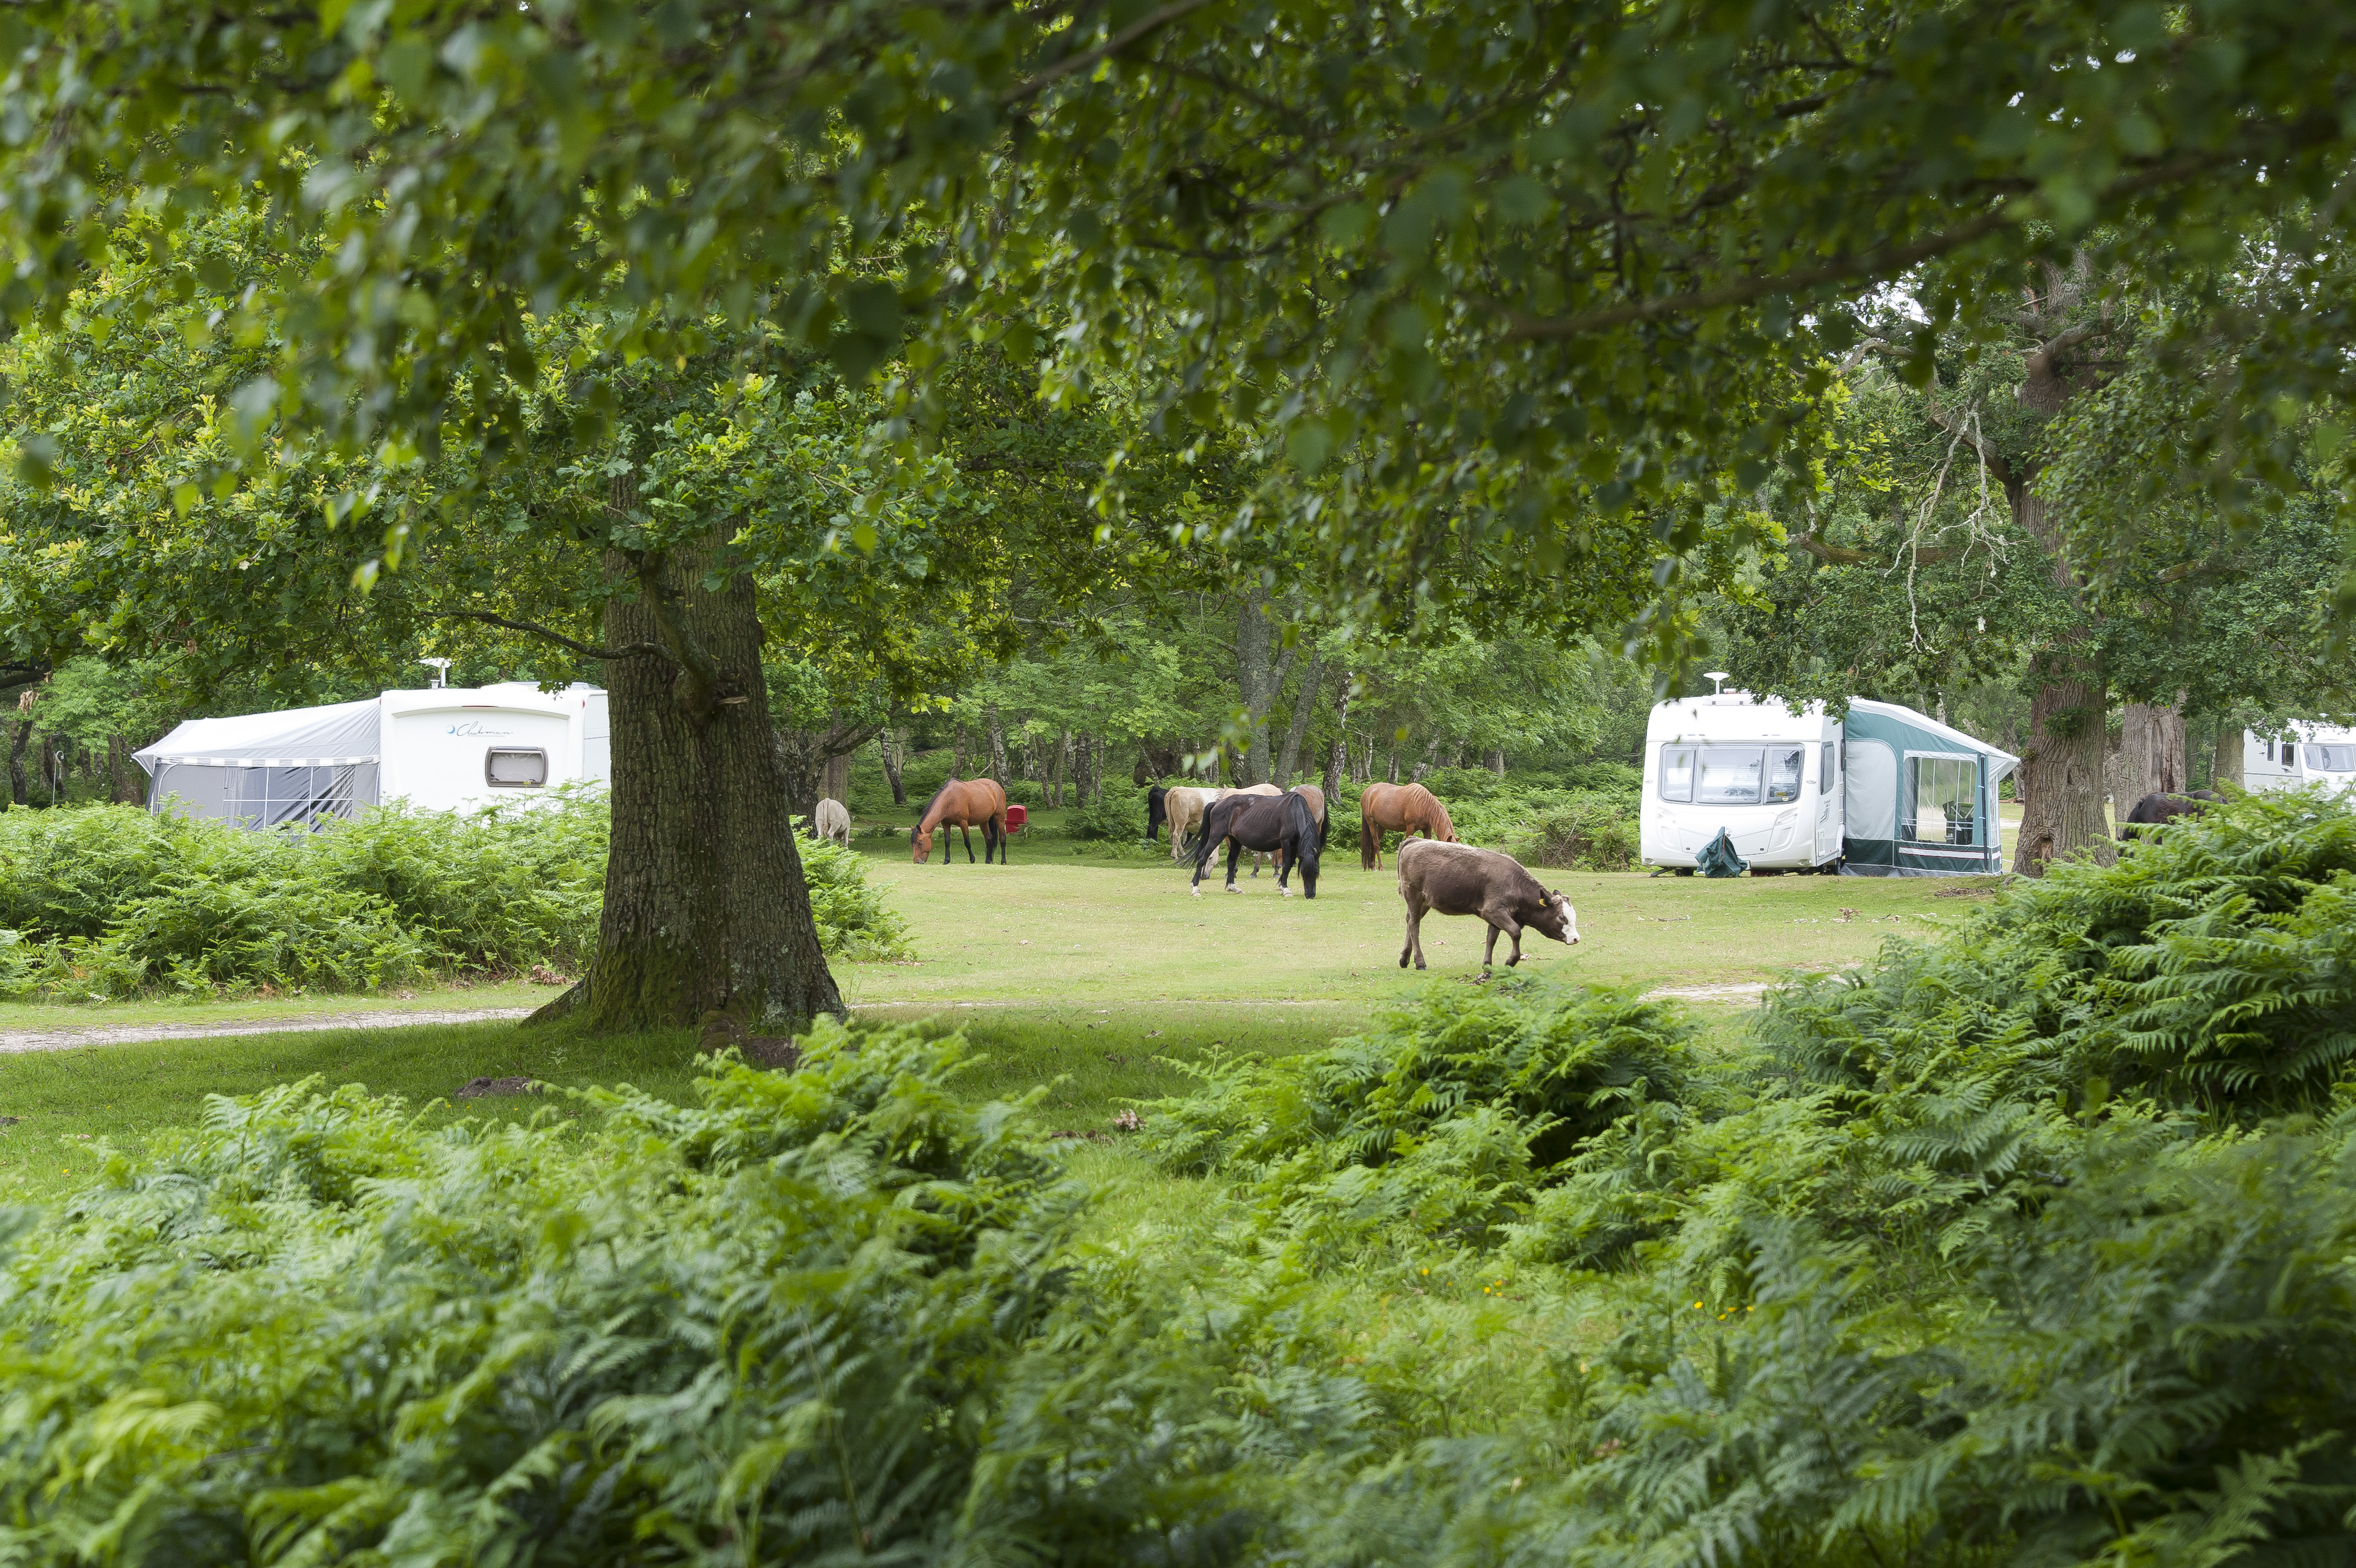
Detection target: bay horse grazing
<box><xmin>1190</xmin><ymin>789</ymin><xmax>1322</xmax><ymax>897</ymax></box>
<box><xmin>2121</xmin><ymin>789</ymin><xmax>2226</xmax><ymax>839</ymax></box>
<box><xmin>1358</xmin><ymin>781</ymin><xmax>1460</xmax><ymax>870</ymax></box>
<box><xmin>913</xmin><ymin>778</ymin><xmax>1010</xmax><ymax>864</ymax></box>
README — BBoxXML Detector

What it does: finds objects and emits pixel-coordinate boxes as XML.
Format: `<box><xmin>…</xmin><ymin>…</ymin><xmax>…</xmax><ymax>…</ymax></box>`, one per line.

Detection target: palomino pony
<box><xmin>912</xmin><ymin>778</ymin><xmax>1010</xmax><ymax>864</ymax></box>
<box><xmin>1358</xmin><ymin>781</ymin><xmax>1460</xmax><ymax>870</ymax></box>
<box><xmin>1190</xmin><ymin>789</ymin><xmax>1323</xmax><ymax>897</ymax></box>
<box><xmin>1156</xmin><ymin>783</ymin><xmax>1280</xmax><ymax>865</ymax></box>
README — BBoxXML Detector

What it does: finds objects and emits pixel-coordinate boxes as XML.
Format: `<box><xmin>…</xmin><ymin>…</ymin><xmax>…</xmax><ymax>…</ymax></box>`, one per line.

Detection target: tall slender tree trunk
<box><xmin>2213</xmin><ymin>724</ymin><xmax>2245</xmax><ymax>792</ymax></box>
<box><xmin>880</xmin><ymin>729</ymin><xmax>907</xmax><ymax>805</ymax></box>
<box><xmin>1234</xmin><ymin>587</ymin><xmax>1300</xmax><ymax>786</ymax></box>
<box><xmin>8</xmin><ymin>721</ymin><xmax>30</xmax><ymax>808</ymax></box>
<box><xmin>1322</xmin><ymin>674</ymin><xmax>1352</xmax><ymax>799</ymax></box>
<box><xmin>547</xmin><ymin>539</ymin><xmax>842</xmax><ymax>1036</ymax></box>
<box><xmin>109</xmin><ymin>733</ymin><xmax>132</xmax><ymax>804</ymax></box>
<box><xmin>986</xmin><ymin>704</ymin><xmax>1010</xmax><ymax>782</ymax></box>
<box><xmin>1274</xmin><ymin>647</ymin><xmax>1324</xmax><ymax>788</ymax></box>
<box><xmin>1488</xmin><ymin>747</ymin><xmax>1506</xmax><ymax>777</ymax></box>
<box><xmin>951</xmin><ymin>729</ymin><xmax>969</xmax><ymax>780</ymax></box>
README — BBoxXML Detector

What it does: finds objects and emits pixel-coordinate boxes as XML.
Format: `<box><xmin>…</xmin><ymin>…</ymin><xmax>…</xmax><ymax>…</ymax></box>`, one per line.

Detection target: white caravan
<box><xmin>1641</xmin><ymin>691</ymin><xmax>2019</xmax><ymax>876</ymax></box>
<box><xmin>2244</xmin><ymin>723</ymin><xmax>2356</xmax><ymax>798</ymax></box>
<box><xmin>1640</xmin><ymin>693</ymin><xmax>1846</xmax><ymax>872</ymax></box>
<box><xmin>136</xmin><ymin>683</ymin><xmax>611</xmax><ymax>829</ymax></box>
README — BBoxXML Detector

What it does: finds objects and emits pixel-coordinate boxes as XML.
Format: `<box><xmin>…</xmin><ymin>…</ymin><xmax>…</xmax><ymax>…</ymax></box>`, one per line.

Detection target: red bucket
<box><xmin>1005</xmin><ymin>803</ymin><xmax>1029</xmax><ymax>833</ymax></box>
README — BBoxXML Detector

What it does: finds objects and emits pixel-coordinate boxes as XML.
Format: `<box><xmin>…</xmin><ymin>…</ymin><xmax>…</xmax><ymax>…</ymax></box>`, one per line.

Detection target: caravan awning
<box><xmin>134</xmin><ymin>699</ymin><xmax>382</xmax><ymax>776</ymax></box>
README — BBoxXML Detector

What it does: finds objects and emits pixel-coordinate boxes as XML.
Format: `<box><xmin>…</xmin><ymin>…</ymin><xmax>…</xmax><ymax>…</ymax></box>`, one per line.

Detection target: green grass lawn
<box><xmin>0</xmin><ymin>837</ymin><xmax>1985</xmax><ymax>1207</ymax></box>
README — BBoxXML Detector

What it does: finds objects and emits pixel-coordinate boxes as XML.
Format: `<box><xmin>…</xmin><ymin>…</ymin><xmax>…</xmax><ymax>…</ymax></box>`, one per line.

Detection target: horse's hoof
<box><xmin>1225</xmin><ymin>885</ymin><xmax>1242</xmax><ymax>894</ymax></box>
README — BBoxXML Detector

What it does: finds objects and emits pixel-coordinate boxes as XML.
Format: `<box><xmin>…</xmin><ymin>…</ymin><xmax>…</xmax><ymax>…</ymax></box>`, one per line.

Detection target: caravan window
<box><xmin>1766</xmin><ymin>747</ymin><xmax>1805</xmax><ymax>803</ymax></box>
<box><xmin>486</xmin><ymin>748</ymin><xmax>548</xmax><ymax>788</ymax></box>
<box><xmin>2309</xmin><ymin>745</ymin><xmax>2356</xmax><ymax>773</ymax></box>
<box><xmin>1697</xmin><ymin>747</ymin><xmax>1766</xmax><ymax>805</ymax></box>
<box><xmin>1820</xmin><ymin>742</ymin><xmax>1836</xmax><ymax>795</ymax></box>
<box><xmin>1907</xmin><ymin>755</ymin><xmax>1980</xmax><ymax>845</ymax></box>
<box><xmin>1658</xmin><ymin>746</ymin><xmax>1696</xmax><ymax>802</ymax></box>
<box><xmin>2284</xmin><ymin>743</ymin><xmax>2298</xmax><ymax>769</ymax></box>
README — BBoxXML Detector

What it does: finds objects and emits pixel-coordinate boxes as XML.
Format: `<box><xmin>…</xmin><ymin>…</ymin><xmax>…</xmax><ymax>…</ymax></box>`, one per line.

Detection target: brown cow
<box><xmin>1396</xmin><ymin>839</ymin><xmax>1579</xmax><ymax>973</ymax></box>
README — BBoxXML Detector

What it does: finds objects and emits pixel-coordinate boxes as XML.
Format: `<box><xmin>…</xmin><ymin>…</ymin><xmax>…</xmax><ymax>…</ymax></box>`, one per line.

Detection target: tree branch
<box><xmin>2023</xmin><ymin>318</ymin><xmax>2110</xmax><ymax>383</ymax></box>
<box><xmin>1002</xmin><ymin>0</ymin><xmax>1218</xmax><ymax>105</ymax></box>
<box><xmin>432</xmin><ymin>610</ymin><xmax>665</xmax><ymax>662</ymax></box>
<box><xmin>1920</xmin><ymin>397</ymin><xmax>2015</xmax><ymax>489</ymax></box>
<box><xmin>1498</xmin><ymin>133</ymin><xmax>2304</xmax><ymax>342</ymax></box>
<box><xmin>1787</xmin><ymin>530</ymin><xmax>1877</xmax><ymax>566</ymax></box>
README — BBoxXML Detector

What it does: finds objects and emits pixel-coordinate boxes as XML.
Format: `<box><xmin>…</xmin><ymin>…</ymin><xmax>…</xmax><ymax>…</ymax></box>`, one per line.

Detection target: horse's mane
<box><xmin>1419</xmin><ymin>785</ymin><xmax>1458</xmax><ymax>841</ymax></box>
<box><xmin>1284</xmin><ymin>790</ymin><xmax>1323</xmax><ymax>864</ymax></box>
<box><xmin>913</xmin><ymin>779</ymin><xmax>961</xmax><ymax>839</ymax></box>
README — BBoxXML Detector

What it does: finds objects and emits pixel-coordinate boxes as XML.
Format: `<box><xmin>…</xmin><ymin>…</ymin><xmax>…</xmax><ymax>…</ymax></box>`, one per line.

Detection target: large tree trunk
<box><xmin>773</xmin><ymin>728</ymin><xmax>829</xmax><ymax>818</ymax></box>
<box><xmin>821</xmin><ymin>751</ymin><xmax>851</xmax><ymax>806</ymax></box>
<box><xmin>986</xmin><ymin>704</ymin><xmax>1009</xmax><ymax>782</ymax></box>
<box><xmin>554</xmin><ymin>542</ymin><xmax>843</xmax><ymax>1036</ymax></box>
<box><xmin>1274</xmin><ymin>646</ymin><xmax>1324</xmax><ymax>788</ymax></box>
<box><xmin>2117</xmin><ymin>700</ymin><xmax>2188</xmax><ymax>806</ymax></box>
<box><xmin>2014</xmin><ymin>662</ymin><xmax>2114</xmax><ymax>873</ymax></box>
<box><xmin>2002</xmin><ymin>308</ymin><xmax>2115</xmax><ymax>875</ymax></box>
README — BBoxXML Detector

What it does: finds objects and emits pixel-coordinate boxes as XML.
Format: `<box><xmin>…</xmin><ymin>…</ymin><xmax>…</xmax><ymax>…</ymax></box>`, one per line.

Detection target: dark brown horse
<box><xmin>1357</xmin><ymin>781</ymin><xmax>1459</xmax><ymax>869</ymax></box>
<box><xmin>913</xmin><ymin>778</ymin><xmax>1010</xmax><ymax>863</ymax></box>
<box><xmin>1191</xmin><ymin>790</ymin><xmax>1323</xmax><ymax>897</ymax></box>
<box><xmin>2121</xmin><ymin>789</ymin><xmax>2226</xmax><ymax>838</ymax></box>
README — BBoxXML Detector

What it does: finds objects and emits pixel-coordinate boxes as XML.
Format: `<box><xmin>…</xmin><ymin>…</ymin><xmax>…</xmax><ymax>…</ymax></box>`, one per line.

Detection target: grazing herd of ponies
<box><xmin>886</xmin><ymin>775</ymin><xmax>1578</xmax><ymax>974</ymax></box>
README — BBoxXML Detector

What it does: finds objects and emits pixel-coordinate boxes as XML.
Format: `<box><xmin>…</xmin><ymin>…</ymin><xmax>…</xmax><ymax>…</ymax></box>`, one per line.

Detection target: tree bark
<box><xmin>1488</xmin><ymin>747</ymin><xmax>1506</xmax><ymax>777</ymax></box>
<box><xmin>951</xmin><ymin>728</ymin><xmax>969</xmax><ymax>779</ymax></box>
<box><xmin>986</xmin><ymin>704</ymin><xmax>1010</xmax><ymax>782</ymax></box>
<box><xmin>1322</xmin><ymin>674</ymin><xmax>1352</xmax><ymax>799</ymax></box>
<box><xmin>1234</xmin><ymin>587</ymin><xmax>1301</xmax><ymax>786</ymax></box>
<box><xmin>2015</xmin><ymin>666</ymin><xmax>2115</xmax><ymax>873</ymax></box>
<box><xmin>557</xmin><ymin>540</ymin><xmax>844</xmax><ymax>1036</ymax></box>
<box><xmin>821</xmin><ymin>751</ymin><xmax>851</xmax><ymax>807</ymax></box>
<box><xmin>880</xmin><ymin>729</ymin><xmax>907</xmax><ymax>805</ymax></box>
<box><xmin>1274</xmin><ymin>646</ymin><xmax>1324</xmax><ymax>788</ymax></box>
<box><xmin>109</xmin><ymin>733</ymin><xmax>133</xmax><ymax>804</ymax></box>
<box><xmin>2213</xmin><ymin>724</ymin><xmax>2244</xmax><ymax>792</ymax></box>
<box><xmin>8</xmin><ymin>721</ymin><xmax>30</xmax><ymax>809</ymax></box>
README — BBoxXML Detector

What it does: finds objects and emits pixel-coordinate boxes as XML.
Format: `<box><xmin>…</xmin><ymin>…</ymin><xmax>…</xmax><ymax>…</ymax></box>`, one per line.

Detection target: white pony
<box><xmin>811</xmin><ymin>797</ymin><xmax>852</xmax><ymax>849</ymax></box>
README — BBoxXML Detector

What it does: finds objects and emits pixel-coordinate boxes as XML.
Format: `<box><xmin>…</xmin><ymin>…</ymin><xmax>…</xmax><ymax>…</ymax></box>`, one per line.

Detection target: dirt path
<box><xmin>0</xmin><ymin>979</ymin><xmax>1777</xmax><ymax>1057</ymax></box>
<box><xmin>0</xmin><ymin>1007</ymin><xmax>535</xmax><ymax>1055</ymax></box>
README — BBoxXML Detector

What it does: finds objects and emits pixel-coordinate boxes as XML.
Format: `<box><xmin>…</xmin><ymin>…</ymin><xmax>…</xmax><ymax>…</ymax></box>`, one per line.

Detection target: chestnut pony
<box><xmin>913</xmin><ymin>778</ymin><xmax>1010</xmax><ymax>864</ymax></box>
<box><xmin>1357</xmin><ymin>781</ymin><xmax>1459</xmax><ymax>869</ymax></box>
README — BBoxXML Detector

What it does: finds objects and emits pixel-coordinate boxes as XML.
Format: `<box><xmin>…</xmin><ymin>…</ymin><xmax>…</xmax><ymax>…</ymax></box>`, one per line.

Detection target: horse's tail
<box><xmin>1360</xmin><ymin>817</ymin><xmax>1380</xmax><ymax>871</ymax></box>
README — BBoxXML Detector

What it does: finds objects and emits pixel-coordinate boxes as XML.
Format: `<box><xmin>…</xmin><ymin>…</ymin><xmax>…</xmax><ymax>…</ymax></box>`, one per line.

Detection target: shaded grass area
<box><xmin>0</xmin><ymin>1019</ymin><xmax>699</xmax><ymax>1206</ymax></box>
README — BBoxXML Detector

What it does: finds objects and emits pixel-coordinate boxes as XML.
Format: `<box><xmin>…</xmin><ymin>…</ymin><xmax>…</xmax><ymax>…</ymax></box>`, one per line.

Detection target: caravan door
<box><xmin>1813</xmin><ymin>734</ymin><xmax>1844</xmax><ymax>863</ymax></box>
